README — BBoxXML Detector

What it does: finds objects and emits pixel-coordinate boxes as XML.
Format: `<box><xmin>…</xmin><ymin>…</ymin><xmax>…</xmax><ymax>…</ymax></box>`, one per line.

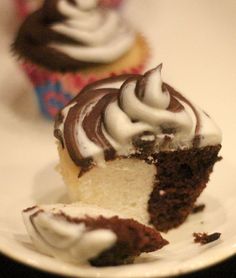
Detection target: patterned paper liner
<box><xmin>100</xmin><ymin>0</ymin><xmax>123</xmax><ymax>8</ymax></box>
<box><xmin>14</xmin><ymin>0</ymin><xmax>29</xmax><ymax>18</ymax></box>
<box><xmin>14</xmin><ymin>0</ymin><xmax>124</xmax><ymax>19</ymax></box>
<box><xmin>22</xmin><ymin>62</ymin><xmax>144</xmax><ymax>119</ymax></box>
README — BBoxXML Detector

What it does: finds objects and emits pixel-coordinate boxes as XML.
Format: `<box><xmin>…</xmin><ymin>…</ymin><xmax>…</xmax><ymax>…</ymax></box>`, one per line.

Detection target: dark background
<box><xmin>1</xmin><ymin>253</ymin><xmax>236</xmax><ymax>278</ymax></box>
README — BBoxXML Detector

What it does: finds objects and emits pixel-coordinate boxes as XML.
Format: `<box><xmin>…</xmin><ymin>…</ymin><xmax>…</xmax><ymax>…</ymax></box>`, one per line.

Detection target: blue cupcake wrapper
<box><xmin>34</xmin><ymin>81</ymin><xmax>72</xmax><ymax>119</ymax></box>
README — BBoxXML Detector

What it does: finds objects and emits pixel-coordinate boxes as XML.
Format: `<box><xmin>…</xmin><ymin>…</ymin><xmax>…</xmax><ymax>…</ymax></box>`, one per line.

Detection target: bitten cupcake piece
<box><xmin>54</xmin><ymin>64</ymin><xmax>222</xmax><ymax>231</ymax></box>
<box><xmin>23</xmin><ymin>204</ymin><xmax>168</xmax><ymax>266</ymax></box>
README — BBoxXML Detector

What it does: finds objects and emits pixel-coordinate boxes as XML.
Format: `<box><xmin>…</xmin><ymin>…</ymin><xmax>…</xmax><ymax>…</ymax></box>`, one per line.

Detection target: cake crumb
<box><xmin>147</xmin><ymin>156</ymin><xmax>153</xmax><ymax>162</ymax></box>
<box><xmin>193</xmin><ymin>232</ymin><xmax>221</xmax><ymax>244</ymax></box>
<box><xmin>192</xmin><ymin>204</ymin><xmax>205</xmax><ymax>214</ymax></box>
<box><xmin>159</xmin><ymin>190</ymin><xmax>166</xmax><ymax>196</ymax></box>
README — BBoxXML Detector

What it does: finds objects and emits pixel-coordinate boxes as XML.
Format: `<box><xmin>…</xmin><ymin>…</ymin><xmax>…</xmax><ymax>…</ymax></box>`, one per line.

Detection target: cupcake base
<box><xmin>57</xmin><ymin>144</ymin><xmax>221</xmax><ymax>232</ymax></box>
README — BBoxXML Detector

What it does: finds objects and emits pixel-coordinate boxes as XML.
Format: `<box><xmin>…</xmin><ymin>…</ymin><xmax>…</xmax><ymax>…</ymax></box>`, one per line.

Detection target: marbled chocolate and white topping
<box><xmin>54</xmin><ymin>65</ymin><xmax>222</xmax><ymax>168</ymax></box>
<box><xmin>13</xmin><ymin>0</ymin><xmax>136</xmax><ymax>71</ymax></box>
<box><xmin>50</xmin><ymin>0</ymin><xmax>135</xmax><ymax>63</ymax></box>
<box><xmin>23</xmin><ymin>204</ymin><xmax>117</xmax><ymax>264</ymax></box>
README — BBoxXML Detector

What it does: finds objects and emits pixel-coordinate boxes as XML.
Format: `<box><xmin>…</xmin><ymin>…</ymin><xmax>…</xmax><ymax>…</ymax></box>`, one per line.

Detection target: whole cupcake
<box><xmin>13</xmin><ymin>0</ymin><xmax>147</xmax><ymax>119</ymax></box>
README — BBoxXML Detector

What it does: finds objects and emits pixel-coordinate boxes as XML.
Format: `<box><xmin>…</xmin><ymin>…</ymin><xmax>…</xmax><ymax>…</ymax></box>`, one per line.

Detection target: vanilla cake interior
<box><xmin>58</xmin><ymin>144</ymin><xmax>156</xmax><ymax>225</ymax></box>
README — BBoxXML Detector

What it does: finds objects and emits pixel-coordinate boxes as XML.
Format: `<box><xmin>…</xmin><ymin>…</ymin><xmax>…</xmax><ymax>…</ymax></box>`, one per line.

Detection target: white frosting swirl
<box><xmin>23</xmin><ymin>204</ymin><xmax>117</xmax><ymax>265</ymax></box>
<box><xmin>58</xmin><ymin>65</ymin><xmax>222</xmax><ymax>165</ymax></box>
<box><xmin>105</xmin><ymin>66</ymin><xmax>221</xmax><ymax>155</ymax></box>
<box><xmin>49</xmin><ymin>0</ymin><xmax>135</xmax><ymax>63</ymax></box>
<box><xmin>104</xmin><ymin>66</ymin><xmax>194</xmax><ymax>153</ymax></box>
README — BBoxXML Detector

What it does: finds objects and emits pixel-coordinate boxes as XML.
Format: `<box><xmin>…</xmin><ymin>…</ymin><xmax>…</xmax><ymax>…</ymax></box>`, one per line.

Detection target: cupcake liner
<box><xmin>14</xmin><ymin>0</ymin><xmax>123</xmax><ymax>19</ymax></box>
<box><xmin>14</xmin><ymin>0</ymin><xmax>29</xmax><ymax>18</ymax></box>
<box><xmin>22</xmin><ymin>61</ymin><xmax>145</xmax><ymax>119</ymax></box>
<box><xmin>14</xmin><ymin>0</ymin><xmax>44</xmax><ymax>18</ymax></box>
<box><xmin>100</xmin><ymin>0</ymin><xmax>123</xmax><ymax>8</ymax></box>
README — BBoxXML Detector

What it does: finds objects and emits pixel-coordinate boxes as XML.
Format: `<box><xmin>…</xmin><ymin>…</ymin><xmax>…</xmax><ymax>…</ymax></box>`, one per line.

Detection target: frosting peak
<box><xmin>137</xmin><ymin>65</ymin><xmax>170</xmax><ymax>108</ymax></box>
<box><xmin>55</xmin><ymin>65</ymin><xmax>222</xmax><ymax>168</ymax></box>
<box><xmin>116</xmin><ymin>65</ymin><xmax>193</xmax><ymax>141</ymax></box>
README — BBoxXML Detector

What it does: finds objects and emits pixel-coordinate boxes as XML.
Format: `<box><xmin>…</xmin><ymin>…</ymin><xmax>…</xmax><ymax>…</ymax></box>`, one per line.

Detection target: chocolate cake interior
<box><xmin>148</xmin><ymin>145</ymin><xmax>221</xmax><ymax>231</ymax></box>
<box><xmin>81</xmin><ymin>216</ymin><xmax>168</xmax><ymax>266</ymax></box>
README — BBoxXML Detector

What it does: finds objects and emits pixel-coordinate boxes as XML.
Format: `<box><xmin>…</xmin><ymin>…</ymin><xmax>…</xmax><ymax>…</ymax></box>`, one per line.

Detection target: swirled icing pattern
<box><xmin>22</xmin><ymin>204</ymin><xmax>117</xmax><ymax>264</ymax></box>
<box><xmin>55</xmin><ymin>65</ymin><xmax>222</xmax><ymax>167</ymax></box>
<box><xmin>49</xmin><ymin>0</ymin><xmax>135</xmax><ymax>63</ymax></box>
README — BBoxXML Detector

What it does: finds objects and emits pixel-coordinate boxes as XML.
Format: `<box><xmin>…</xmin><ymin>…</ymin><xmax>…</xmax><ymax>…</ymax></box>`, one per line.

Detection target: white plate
<box><xmin>0</xmin><ymin>0</ymin><xmax>236</xmax><ymax>277</ymax></box>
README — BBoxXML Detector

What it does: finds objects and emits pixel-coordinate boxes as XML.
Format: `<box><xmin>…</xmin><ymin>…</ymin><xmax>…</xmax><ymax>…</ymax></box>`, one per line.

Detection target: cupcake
<box><xmin>13</xmin><ymin>0</ymin><xmax>148</xmax><ymax>119</ymax></box>
<box><xmin>54</xmin><ymin>64</ymin><xmax>222</xmax><ymax>232</ymax></box>
<box><xmin>23</xmin><ymin>203</ymin><xmax>168</xmax><ymax>266</ymax></box>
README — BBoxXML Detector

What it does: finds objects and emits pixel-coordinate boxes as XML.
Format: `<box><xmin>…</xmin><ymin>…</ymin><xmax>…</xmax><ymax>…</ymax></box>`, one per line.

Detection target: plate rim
<box><xmin>0</xmin><ymin>239</ymin><xmax>235</xmax><ymax>278</ymax></box>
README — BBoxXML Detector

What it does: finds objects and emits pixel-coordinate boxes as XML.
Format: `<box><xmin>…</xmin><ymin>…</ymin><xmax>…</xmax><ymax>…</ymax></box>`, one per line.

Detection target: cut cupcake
<box><xmin>13</xmin><ymin>0</ymin><xmax>148</xmax><ymax>119</ymax></box>
<box><xmin>54</xmin><ymin>64</ymin><xmax>222</xmax><ymax>231</ymax></box>
<box><xmin>23</xmin><ymin>203</ymin><xmax>168</xmax><ymax>266</ymax></box>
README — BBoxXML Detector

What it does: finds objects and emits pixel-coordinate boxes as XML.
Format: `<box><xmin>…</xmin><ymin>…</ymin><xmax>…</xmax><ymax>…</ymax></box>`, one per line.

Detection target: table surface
<box><xmin>0</xmin><ymin>0</ymin><xmax>236</xmax><ymax>277</ymax></box>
